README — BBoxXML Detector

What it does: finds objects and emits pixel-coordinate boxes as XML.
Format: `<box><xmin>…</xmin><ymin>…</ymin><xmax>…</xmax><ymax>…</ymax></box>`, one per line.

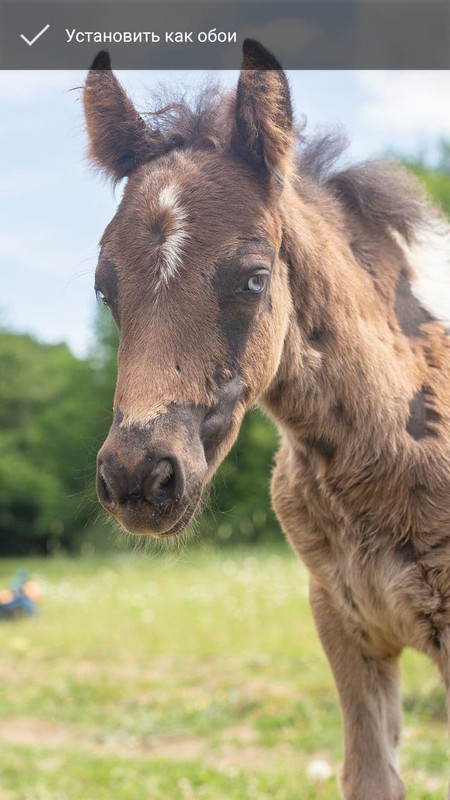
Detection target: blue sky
<box><xmin>1</xmin><ymin>69</ymin><xmax>449</xmax><ymax>356</ymax></box>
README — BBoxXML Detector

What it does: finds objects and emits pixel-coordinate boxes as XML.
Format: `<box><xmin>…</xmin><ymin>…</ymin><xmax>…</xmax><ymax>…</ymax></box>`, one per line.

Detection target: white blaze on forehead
<box><xmin>156</xmin><ymin>183</ymin><xmax>189</xmax><ymax>288</ymax></box>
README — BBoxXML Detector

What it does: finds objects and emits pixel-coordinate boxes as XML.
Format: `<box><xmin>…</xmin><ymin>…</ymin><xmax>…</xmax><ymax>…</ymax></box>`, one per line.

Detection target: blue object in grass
<box><xmin>0</xmin><ymin>568</ymin><xmax>37</xmax><ymax>618</ymax></box>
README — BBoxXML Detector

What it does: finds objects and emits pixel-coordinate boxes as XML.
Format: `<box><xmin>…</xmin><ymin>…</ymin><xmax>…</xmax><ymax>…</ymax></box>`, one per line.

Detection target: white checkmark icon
<box><xmin>20</xmin><ymin>24</ymin><xmax>50</xmax><ymax>47</ymax></box>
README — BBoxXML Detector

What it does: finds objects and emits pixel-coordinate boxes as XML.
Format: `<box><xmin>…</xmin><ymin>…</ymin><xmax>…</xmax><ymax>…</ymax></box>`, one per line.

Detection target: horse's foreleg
<box><xmin>309</xmin><ymin>579</ymin><xmax>405</xmax><ymax>800</ymax></box>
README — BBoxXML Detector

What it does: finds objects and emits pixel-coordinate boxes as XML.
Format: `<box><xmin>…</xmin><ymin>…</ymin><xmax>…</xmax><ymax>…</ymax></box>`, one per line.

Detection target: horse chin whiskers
<box><xmin>113</xmin><ymin>481</ymin><xmax>204</xmax><ymax>541</ymax></box>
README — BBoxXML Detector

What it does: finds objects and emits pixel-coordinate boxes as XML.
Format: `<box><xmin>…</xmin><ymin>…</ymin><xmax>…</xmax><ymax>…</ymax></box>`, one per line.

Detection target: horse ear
<box><xmin>233</xmin><ymin>39</ymin><xmax>294</xmax><ymax>183</ymax></box>
<box><xmin>83</xmin><ymin>51</ymin><xmax>166</xmax><ymax>181</ymax></box>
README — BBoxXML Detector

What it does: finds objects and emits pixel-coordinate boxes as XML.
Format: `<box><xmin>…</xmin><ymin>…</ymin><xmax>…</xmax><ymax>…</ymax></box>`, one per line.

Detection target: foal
<box><xmin>84</xmin><ymin>41</ymin><xmax>450</xmax><ymax>799</ymax></box>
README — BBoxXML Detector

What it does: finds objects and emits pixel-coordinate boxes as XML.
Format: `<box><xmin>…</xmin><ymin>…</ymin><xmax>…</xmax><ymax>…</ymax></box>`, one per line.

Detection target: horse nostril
<box><xmin>142</xmin><ymin>457</ymin><xmax>184</xmax><ymax>507</ymax></box>
<box><xmin>97</xmin><ymin>451</ymin><xmax>186</xmax><ymax>513</ymax></box>
<box><xmin>97</xmin><ymin>464</ymin><xmax>116</xmax><ymax>507</ymax></box>
<box><xmin>155</xmin><ymin>460</ymin><xmax>175</xmax><ymax>490</ymax></box>
<box><xmin>143</xmin><ymin>459</ymin><xmax>173</xmax><ymax>502</ymax></box>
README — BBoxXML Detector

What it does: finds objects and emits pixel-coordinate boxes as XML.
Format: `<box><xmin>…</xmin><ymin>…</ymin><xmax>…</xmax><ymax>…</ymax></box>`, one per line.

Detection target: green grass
<box><xmin>0</xmin><ymin>544</ymin><xmax>447</xmax><ymax>799</ymax></box>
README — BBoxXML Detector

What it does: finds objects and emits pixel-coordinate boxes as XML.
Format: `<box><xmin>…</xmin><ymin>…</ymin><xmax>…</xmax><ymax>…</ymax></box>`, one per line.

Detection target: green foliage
<box><xmin>0</xmin><ymin>330</ymin><xmax>103</xmax><ymax>554</ymax></box>
<box><xmin>408</xmin><ymin>169</ymin><xmax>450</xmax><ymax>219</ymax></box>
<box><xmin>404</xmin><ymin>140</ymin><xmax>450</xmax><ymax>217</ymax></box>
<box><xmin>202</xmin><ymin>409</ymin><xmax>280</xmax><ymax>545</ymax></box>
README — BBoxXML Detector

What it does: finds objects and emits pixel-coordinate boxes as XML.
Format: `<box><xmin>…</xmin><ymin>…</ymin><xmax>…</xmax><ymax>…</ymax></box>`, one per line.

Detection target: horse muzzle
<box><xmin>96</xmin><ymin>414</ymin><xmax>205</xmax><ymax>536</ymax></box>
<box><xmin>96</xmin><ymin>377</ymin><xmax>245</xmax><ymax>536</ymax></box>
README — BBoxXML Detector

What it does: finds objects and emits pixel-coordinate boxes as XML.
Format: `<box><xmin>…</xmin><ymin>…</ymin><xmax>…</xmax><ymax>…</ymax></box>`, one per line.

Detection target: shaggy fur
<box><xmin>84</xmin><ymin>40</ymin><xmax>450</xmax><ymax>800</ymax></box>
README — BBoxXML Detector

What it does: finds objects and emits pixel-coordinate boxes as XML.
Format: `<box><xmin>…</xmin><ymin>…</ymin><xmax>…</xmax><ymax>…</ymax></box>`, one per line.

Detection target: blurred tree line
<box><xmin>0</xmin><ymin>148</ymin><xmax>448</xmax><ymax>555</ymax></box>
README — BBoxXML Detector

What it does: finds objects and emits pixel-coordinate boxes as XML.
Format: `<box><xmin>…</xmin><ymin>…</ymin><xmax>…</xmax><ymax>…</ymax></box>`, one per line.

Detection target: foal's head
<box><xmin>84</xmin><ymin>41</ymin><xmax>294</xmax><ymax>536</ymax></box>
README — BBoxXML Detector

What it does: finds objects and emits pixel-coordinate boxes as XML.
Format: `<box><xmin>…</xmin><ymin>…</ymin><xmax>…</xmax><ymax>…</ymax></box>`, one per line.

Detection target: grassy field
<box><xmin>0</xmin><ymin>543</ymin><xmax>448</xmax><ymax>799</ymax></box>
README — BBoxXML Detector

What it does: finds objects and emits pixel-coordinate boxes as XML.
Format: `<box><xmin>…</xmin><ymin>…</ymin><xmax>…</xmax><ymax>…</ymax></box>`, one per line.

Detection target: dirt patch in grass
<box><xmin>0</xmin><ymin>716</ymin><xmax>206</xmax><ymax>760</ymax></box>
<box><xmin>0</xmin><ymin>715</ymin><xmax>337</xmax><ymax>779</ymax></box>
<box><xmin>0</xmin><ymin>717</ymin><xmax>79</xmax><ymax>748</ymax></box>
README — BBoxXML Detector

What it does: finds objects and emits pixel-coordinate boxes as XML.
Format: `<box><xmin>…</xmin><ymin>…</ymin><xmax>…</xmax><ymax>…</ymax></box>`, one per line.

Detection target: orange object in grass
<box><xmin>0</xmin><ymin>589</ymin><xmax>14</xmax><ymax>605</ymax></box>
<box><xmin>23</xmin><ymin>581</ymin><xmax>41</xmax><ymax>603</ymax></box>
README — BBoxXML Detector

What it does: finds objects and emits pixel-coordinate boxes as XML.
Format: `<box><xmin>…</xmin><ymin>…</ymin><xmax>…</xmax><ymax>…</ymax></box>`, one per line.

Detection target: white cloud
<box><xmin>357</xmin><ymin>71</ymin><xmax>450</xmax><ymax>137</ymax></box>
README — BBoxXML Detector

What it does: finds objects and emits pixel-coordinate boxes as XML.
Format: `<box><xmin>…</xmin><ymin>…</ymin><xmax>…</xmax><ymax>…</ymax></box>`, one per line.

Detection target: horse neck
<box><xmin>261</xmin><ymin>183</ymin><xmax>430</xmax><ymax>461</ymax></box>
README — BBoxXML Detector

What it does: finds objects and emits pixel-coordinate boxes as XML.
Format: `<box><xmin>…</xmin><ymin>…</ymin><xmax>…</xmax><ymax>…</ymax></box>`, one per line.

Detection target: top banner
<box><xmin>1</xmin><ymin>1</ymin><xmax>449</xmax><ymax>70</ymax></box>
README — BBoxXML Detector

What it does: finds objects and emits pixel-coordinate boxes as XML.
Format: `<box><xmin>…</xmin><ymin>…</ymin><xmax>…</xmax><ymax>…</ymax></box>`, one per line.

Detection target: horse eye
<box><xmin>246</xmin><ymin>274</ymin><xmax>267</xmax><ymax>294</ymax></box>
<box><xmin>95</xmin><ymin>289</ymin><xmax>109</xmax><ymax>307</ymax></box>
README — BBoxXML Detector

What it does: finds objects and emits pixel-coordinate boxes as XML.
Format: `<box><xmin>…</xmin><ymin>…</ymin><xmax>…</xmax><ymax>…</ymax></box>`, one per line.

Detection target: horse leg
<box><xmin>309</xmin><ymin>579</ymin><xmax>405</xmax><ymax>800</ymax></box>
<box><xmin>378</xmin><ymin>656</ymin><xmax>403</xmax><ymax>774</ymax></box>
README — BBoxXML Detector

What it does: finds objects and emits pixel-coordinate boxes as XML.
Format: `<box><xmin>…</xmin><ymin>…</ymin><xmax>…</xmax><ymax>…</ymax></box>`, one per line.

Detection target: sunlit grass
<box><xmin>0</xmin><ymin>545</ymin><xmax>447</xmax><ymax>799</ymax></box>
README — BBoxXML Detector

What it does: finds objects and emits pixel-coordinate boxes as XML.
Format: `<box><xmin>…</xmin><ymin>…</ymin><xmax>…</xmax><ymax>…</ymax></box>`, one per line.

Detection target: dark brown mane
<box><xmin>297</xmin><ymin>131</ymin><xmax>433</xmax><ymax>245</ymax></box>
<box><xmin>139</xmin><ymin>86</ymin><xmax>435</xmax><ymax>248</ymax></box>
<box><xmin>141</xmin><ymin>85</ymin><xmax>234</xmax><ymax>153</ymax></box>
